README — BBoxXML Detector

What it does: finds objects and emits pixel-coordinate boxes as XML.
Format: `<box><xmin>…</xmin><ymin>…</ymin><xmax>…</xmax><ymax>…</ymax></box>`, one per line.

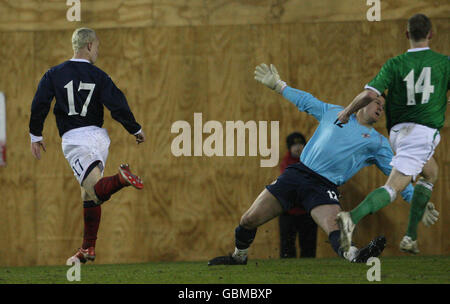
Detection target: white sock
<box><xmin>343</xmin><ymin>246</ymin><xmax>358</xmax><ymax>262</ymax></box>
<box><xmin>232</xmin><ymin>247</ymin><xmax>248</xmax><ymax>261</ymax></box>
<box><xmin>382</xmin><ymin>185</ymin><xmax>397</xmax><ymax>202</ymax></box>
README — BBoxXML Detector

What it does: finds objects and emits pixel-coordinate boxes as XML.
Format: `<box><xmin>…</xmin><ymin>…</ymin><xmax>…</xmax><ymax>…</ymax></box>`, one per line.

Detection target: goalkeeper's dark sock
<box><xmin>82</xmin><ymin>201</ymin><xmax>101</xmax><ymax>249</ymax></box>
<box><xmin>235</xmin><ymin>225</ymin><xmax>257</xmax><ymax>250</ymax></box>
<box><xmin>233</xmin><ymin>225</ymin><xmax>256</xmax><ymax>261</ymax></box>
<box><xmin>406</xmin><ymin>180</ymin><xmax>433</xmax><ymax>240</ymax></box>
<box><xmin>350</xmin><ymin>187</ymin><xmax>394</xmax><ymax>225</ymax></box>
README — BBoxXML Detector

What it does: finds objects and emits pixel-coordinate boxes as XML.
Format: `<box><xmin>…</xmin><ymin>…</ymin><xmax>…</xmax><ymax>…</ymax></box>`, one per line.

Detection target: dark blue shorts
<box><xmin>266</xmin><ymin>162</ymin><xmax>340</xmax><ymax>214</ymax></box>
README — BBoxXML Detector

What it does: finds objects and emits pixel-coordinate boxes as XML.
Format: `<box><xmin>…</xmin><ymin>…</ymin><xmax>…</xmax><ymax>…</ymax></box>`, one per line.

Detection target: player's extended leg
<box><xmin>312</xmin><ymin>205</ymin><xmax>358</xmax><ymax>261</ymax></box>
<box><xmin>311</xmin><ymin>205</ymin><xmax>356</xmax><ymax>260</ymax></box>
<box><xmin>312</xmin><ymin>204</ymin><xmax>386</xmax><ymax>263</ymax></box>
<box><xmin>68</xmin><ymin>163</ymin><xmax>143</xmax><ymax>264</ymax></box>
<box><xmin>85</xmin><ymin>163</ymin><xmax>143</xmax><ymax>204</ymax></box>
<box><xmin>337</xmin><ymin>168</ymin><xmax>411</xmax><ymax>252</ymax></box>
<box><xmin>208</xmin><ymin>189</ymin><xmax>283</xmax><ymax>266</ymax></box>
<box><xmin>352</xmin><ymin>168</ymin><xmax>412</xmax><ymax>224</ymax></box>
<box><xmin>401</xmin><ymin>157</ymin><xmax>439</xmax><ymax>254</ymax></box>
<box><xmin>68</xmin><ymin>165</ymin><xmax>103</xmax><ymax>264</ymax></box>
<box><xmin>240</xmin><ymin>189</ymin><xmax>283</xmax><ymax>229</ymax></box>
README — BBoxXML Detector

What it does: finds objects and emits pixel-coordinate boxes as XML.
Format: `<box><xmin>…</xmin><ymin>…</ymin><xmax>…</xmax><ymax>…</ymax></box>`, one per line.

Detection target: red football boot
<box><xmin>85</xmin><ymin>247</ymin><xmax>96</xmax><ymax>261</ymax></box>
<box><xmin>67</xmin><ymin>247</ymin><xmax>96</xmax><ymax>264</ymax></box>
<box><xmin>118</xmin><ymin>164</ymin><xmax>143</xmax><ymax>189</ymax></box>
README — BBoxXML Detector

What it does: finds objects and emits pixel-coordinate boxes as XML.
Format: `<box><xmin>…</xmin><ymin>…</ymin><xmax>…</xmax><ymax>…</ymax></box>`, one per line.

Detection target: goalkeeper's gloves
<box><xmin>254</xmin><ymin>63</ymin><xmax>287</xmax><ymax>94</ymax></box>
<box><xmin>422</xmin><ymin>202</ymin><xmax>439</xmax><ymax>227</ymax></box>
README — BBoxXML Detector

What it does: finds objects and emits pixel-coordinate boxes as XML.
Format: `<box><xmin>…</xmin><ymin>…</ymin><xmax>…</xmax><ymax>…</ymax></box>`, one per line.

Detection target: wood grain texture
<box><xmin>0</xmin><ymin>14</ymin><xmax>448</xmax><ymax>266</ymax></box>
<box><xmin>0</xmin><ymin>0</ymin><xmax>448</xmax><ymax>31</ymax></box>
<box><xmin>0</xmin><ymin>32</ymin><xmax>37</xmax><ymax>266</ymax></box>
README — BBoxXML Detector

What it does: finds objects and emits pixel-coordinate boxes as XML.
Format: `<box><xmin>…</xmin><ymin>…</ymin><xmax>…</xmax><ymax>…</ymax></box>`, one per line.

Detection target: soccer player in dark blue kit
<box><xmin>29</xmin><ymin>28</ymin><xmax>145</xmax><ymax>264</ymax></box>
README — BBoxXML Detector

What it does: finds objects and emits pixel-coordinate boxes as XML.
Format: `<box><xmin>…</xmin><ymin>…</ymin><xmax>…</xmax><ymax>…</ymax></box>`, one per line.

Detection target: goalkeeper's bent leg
<box><xmin>406</xmin><ymin>179</ymin><xmax>433</xmax><ymax>240</ymax></box>
<box><xmin>235</xmin><ymin>225</ymin><xmax>257</xmax><ymax>250</ymax></box>
<box><xmin>328</xmin><ymin>230</ymin><xmax>344</xmax><ymax>257</ymax></box>
<box><xmin>233</xmin><ymin>225</ymin><xmax>257</xmax><ymax>261</ymax></box>
<box><xmin>328</xmin><ymin>230</ymin><xmax>357</xmax><ymax>261</ymax></box>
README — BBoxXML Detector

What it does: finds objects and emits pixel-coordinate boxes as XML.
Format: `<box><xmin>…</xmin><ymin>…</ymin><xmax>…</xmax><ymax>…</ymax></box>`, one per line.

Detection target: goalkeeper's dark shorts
<box><xmin>266</xmin><ymin>162</ymin><xmax>340</xmax><ymax>214</ymax></box>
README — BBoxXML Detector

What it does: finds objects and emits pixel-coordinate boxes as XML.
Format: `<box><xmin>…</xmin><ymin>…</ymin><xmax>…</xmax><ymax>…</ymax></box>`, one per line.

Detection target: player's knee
<box><xmin>82</xmin><ymin>184</ymin><xmax>101</xmax><ymax>204</ymax></box>
<box><xmin>310</xmin><ymin>204</ymin><xmax>339</xmax><ymax>234</ymax></box>
<box><xmin>429</xmin><ymin>174</ymin><xmax>438</xmax><ymax>184</ymax></box>
<box><xmin>326</xmin><ymin>215</ymin><xmax>339</xmax><ymax>232</ymax></box>
<box><xmin>424</xmin><ymin>174</ymin><xmax>438</xmax><ymax>185</ymax></box>
<box><xmin>317</xmin><ymin>213</ymin><xmax>338</xmax><ymax>235</ymax></box>
<box><xmin>421</xmin><ymin>158</ymin><xmax>439</xmax><ymax>184</ymax></box>
<box><xmin>81</xmin><ymin>189</ymin><xmax>88</xmax><ymax>201</ymax></box>
<box><xmin>422</xmin><ymin>168</ymin><xmax>438</xmax><ymax>184</ymax></box>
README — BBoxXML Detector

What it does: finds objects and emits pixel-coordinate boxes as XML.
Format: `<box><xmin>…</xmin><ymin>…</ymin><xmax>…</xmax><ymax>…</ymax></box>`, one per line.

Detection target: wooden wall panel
<box><xmin>0</xmin><ymin>8</ymin><xmax>448</xmax><ymax>266</ymax></box>
<box><xmin>0</xmin><ymin>32</ymin><xmax>37</xmax><ymax>266</ymax></box>
<box><xmin>0</xmin><ymin>0</ymin><xmax>448</xmax><ymax>31</ymax></box>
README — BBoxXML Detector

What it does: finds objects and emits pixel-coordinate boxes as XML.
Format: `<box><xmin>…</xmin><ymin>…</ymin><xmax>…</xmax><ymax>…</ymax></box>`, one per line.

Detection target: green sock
<box><xmin>350</xmin><ymin>187</ymin><xmax>392</xmax><ymax>225</ymax></box>
<box><xmin>406</xmin><ymin>183</ymin><xmax>432</xmax><ymax>240</ymax></box>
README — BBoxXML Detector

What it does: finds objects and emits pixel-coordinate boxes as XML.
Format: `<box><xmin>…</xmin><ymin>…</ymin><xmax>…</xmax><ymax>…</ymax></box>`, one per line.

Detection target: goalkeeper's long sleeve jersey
<box><xmin>282</xmin><ymin>86</ymin><xmax>413</xmax><ymax>202</ymax></box>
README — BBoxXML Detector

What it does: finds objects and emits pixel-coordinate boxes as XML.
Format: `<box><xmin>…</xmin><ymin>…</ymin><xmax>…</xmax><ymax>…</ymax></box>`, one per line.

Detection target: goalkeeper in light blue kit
<box><xmin>208</xmin><ymin>63</ymin><xmax>438</xmax><ymax>266</ymax></box>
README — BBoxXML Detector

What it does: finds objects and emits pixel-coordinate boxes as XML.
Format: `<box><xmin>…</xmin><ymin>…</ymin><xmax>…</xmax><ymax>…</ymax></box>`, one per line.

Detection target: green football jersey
<box><xmin>366</xmin><ymin>48</ymin><xmax>449</xmax><ymax>131</ymax></box>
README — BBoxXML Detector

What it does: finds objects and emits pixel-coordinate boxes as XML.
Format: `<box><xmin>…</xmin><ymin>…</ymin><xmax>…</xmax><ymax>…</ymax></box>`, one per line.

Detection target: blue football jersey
<box><xmin>29</xmin><ymin>59</ymin><xmax>141</xmax><ymax>137</ymax></box>
<box><xmin>282</xmin><ymin>86</ymin><xmax>413</xmax><ymax>202</ymax></box>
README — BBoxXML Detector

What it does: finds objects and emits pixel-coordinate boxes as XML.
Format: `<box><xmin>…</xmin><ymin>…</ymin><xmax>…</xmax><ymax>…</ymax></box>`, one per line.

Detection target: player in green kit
<box><xmin>335</xmin><ymin>14</ymin><xmax>449</xmax><ymax>254</ymax></box>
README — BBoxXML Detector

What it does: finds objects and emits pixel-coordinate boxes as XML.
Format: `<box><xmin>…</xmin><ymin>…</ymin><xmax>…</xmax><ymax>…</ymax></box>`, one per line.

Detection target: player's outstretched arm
<box><xmin>254</xmin><ymin>63</ymin><xmax>331</xmax><ymax>121</ymax></box>
<box><xmin>254</xmin><ymin>63</ymin><xmax>287</xmax><ymax>94</ymax></box>
<box><xmin>337</xmin><ymin>89</ymin><xmax>378</xmax><ymax>124</ymax></box>
<box><xmin>29</xmin><ymin>71</ymin><xmax>54</xmax><ymax>156</ymax></box>
<box><xmin>100</xmin><ymin>74</ymin><xmax>143</xmax><ymax>139</ymax></box>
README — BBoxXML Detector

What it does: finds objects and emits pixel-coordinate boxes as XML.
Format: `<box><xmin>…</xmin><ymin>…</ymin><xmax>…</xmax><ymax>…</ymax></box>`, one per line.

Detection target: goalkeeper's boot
<box><xmin>399</xmin><ymin>236</ymin><xmax>419</xmax><ymax>254</ymax></box>
<box><xmin>336</xmin><ymin>211</ymin><xmax>355</xmax><ymax>252</ymax></box>
<box><xmin>67</xmin><ymin>247</ymin><xmax>96</xmax><ymax>264</ymax></box>
<box><xmin>352</xmin><ymin>236</ymin><xmax>386</xmax><ymax>263</ymax></box>
<box><xmin>119</xmin><ymin>164</ymin><xmax>143</xmax><ymax>189</ymax></box>
<box><xmin>208</xmin><ymin>254</ymin><xmax>247</xmax><ymax>266</ymax></box>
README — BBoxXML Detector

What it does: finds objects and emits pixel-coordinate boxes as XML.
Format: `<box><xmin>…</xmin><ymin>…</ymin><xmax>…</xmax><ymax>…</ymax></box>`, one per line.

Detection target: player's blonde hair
<box><xmin>72</xmin><ymin>28</ymin><xmax>97</xmax><ymax>53</ymax></box>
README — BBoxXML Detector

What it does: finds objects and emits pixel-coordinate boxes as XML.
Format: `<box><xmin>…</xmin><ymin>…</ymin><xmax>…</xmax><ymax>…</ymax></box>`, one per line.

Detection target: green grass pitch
<box><xmin>1</xmin><ymin>256</ymin><xmax>448</xmax><ymax>284</ymax></box>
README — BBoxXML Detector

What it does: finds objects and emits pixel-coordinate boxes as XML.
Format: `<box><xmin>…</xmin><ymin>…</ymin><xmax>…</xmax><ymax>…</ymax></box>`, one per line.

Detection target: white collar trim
<box><xmin>70</xmin><ymin>58</ymin><xmax>91</xmax><ymax>63</ymax></box>
<box><xmin>407</xmin><ymin>47</ymin><xmax>430</xmax><ymax>53</ymax></box>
